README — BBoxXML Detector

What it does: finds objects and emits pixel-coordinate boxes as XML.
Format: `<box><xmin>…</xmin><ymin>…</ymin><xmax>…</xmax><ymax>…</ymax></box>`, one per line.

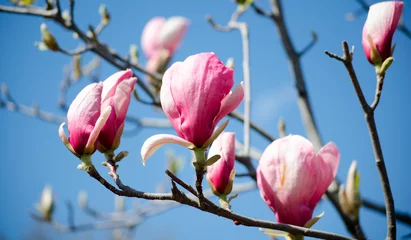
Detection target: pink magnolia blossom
<box><xmin>207</xmin><ymin>132</ymin><xmax>236</xmax><ymax>195</ymax></box>
<box><xmin>98</xmin><ymin>69</ymin><xmax>137</xmax><ymax>152</ymax></box>
<box><xmin>59</xmin><ymin>83</ymin><xmax>111</xmax><ymax>157</ymax></box>
<box><xmin>257</xmin><ymin>135</ymin><xmax>340</xmax><ymax>227</ymax></box>
<box><xmin>140</xmin><ymin>52</ymin><xmax>244</xmax><ymax>164</ymax></box>
<box><xmin>141</xmin><ymin>16</ymin><xmax>189</xmax><ymax>59</ymax></box>
<box><xmin>362</xmin><ymin>1</ymin><xmax>404</xmax><ymax>64</ymax></box>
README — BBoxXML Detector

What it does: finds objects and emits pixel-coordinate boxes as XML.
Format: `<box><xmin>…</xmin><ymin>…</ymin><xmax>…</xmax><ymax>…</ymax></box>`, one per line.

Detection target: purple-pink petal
<box><xmin>67</xmin><ymin>82</ymin><xmax>103</xmax><ymax>155</ymax></box>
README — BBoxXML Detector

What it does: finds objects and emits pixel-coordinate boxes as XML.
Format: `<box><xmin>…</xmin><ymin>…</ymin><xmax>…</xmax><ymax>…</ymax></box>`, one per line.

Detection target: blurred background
<box><xmin>0</xmin><ymin>0</ymin><xmax>410</xmax><ymax>239</ymax></box>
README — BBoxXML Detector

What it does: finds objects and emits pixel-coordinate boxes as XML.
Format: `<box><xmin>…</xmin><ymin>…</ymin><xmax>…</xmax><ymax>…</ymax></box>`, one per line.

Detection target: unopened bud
<box><xmin>35</xmin><ymin>185</ymin><xmax>54</xmax><ymax>221</ymax></box>
<box><xmin>40</xmin><ymin>23</ymin><xmax>59</xmax><ymax>51</ymax></box>
<box><xmin>62</xmin><ymin>10</ymin><xmax>72</xmax><ymax>24</ymax></box>
<box><xmin>339</xmin><ymin>160</ymin><xmax>361</xmax><ymax>220</ymax></box>
<box><xmin>99</xmin><ymin>4</ymin><xmax>110</xmax><ymax>25</ymax></box>
<box><xmin>78</xmin><ymin>190</ymin><xmax>88</xmax><ymax>209</ymax></box>
<box><xmin>72</xmin><ymin>54</ymin><xmax>82</xmax><ymax>81</ymax></box>
<box><xmin>129</xmin><ymin>44</ymin><xmax>139</xmax><ymax>65</ymax></box>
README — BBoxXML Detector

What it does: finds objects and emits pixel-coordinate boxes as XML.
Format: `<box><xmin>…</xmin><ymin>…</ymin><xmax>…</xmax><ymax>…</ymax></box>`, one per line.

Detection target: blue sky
<box><xmin>0</xmin><ymin>0</ymin><xmax>410</xmax><ymax>239</ymax></box>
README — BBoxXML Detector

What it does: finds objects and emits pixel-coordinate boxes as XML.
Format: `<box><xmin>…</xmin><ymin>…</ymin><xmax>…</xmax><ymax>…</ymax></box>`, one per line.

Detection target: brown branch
<box><xmin>85</xmin><ymin>162</ymin><xmax>356</xmax><ymax>239</ymax></box>
<box><xmin>325</xmin><ymin>41</ymin><xmax>396</xmax><ymax>240</ymax></box>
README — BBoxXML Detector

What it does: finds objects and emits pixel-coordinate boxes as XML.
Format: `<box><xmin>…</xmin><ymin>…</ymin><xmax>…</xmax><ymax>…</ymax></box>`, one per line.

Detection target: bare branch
<box><xmin>325</xmin><ymin>41</ymin><xmax>396</xmax><ymax>240</ymax></box>
<box><xmin>207</xmin><ymin>10</ymin><xmax>252</xmax><ymax>156</ymax></box>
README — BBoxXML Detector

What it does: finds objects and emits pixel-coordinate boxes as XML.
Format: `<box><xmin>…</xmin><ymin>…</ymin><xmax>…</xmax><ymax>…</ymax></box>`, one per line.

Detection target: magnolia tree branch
<box><xmin>0</xmin><ymin>3</ymin><xmax>159</xmax><ymax>101</ymax></box>
<box><xmin>352</xmin><ymin>0</ymin><xmax>411</xmax><ymax>39</ymax></box>
<box><xmin>250</xmin><ymin>1</ymin><xmax>367</xmax><ymax>238</ymax></box>
<box><xmin>325</xmin><ymin>41</ymin><xmax>396</xmax><ymax>240</ymax></box>
<box><xmin>206</xmin><ymin>8</ymin><xmax>252</xmax><ymax>156</ymax></box>
<box><xmin>84</xmin><ymin>161</ymin><xmax>355</xmax><ymax>240</ymax></box>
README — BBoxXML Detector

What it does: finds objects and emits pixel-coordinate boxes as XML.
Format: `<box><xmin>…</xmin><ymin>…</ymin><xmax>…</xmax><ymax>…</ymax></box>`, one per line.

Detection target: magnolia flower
<box><xmin>141</xmin><ymin>52</ymin><xmax>244</xmax><ymax>164</ymax></box>
<box><xmin>98</xmin><ymin>69</ymin><xmax>137</xmax><ymax>153</ymax></box>
<box><xmin>362</xmin><ymin>1</ymin><xmax>404</xmax><ymax>65</ymax></box>
<box><xmin>59</xmin><ymin>82</ymin><xmax>111</xmax><ymax>160</ymax></box>
<box><xmin>141</xmin><ymin>16</ymin><xmax>189</xmax><ymax>59</ymax></box>
<box><xmin>257</xmin><ymin>135</ymin><xmax>340</xmax><ymax>227</ymax></box>
<box><xmin>207</xmin><ymin>132</ymin><xmax>236</xmax><ymax>196</ymax></box>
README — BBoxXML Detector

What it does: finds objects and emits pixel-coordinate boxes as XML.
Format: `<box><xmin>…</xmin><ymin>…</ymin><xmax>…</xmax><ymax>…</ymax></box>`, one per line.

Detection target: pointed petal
<box><xmin>59</xmin><ymin>122</ymin><xmax>80</xmax><ymax>157</ymax></box>
<box><xmin>214</xmin><ymin>82</ymin><xmax>244</xmax><ymax>125</ymax></box>
<box><xmin>202</xmin><ymin>119</ymin><xmax>229</xmax><ymax>149</ymax></box>
<box><xmin>85</xmin><ymin>106</ymin><xmax>112</xmax><ymax>153</ymax></box>
<box><xmin>303</xmin><ymin>212</ymin><xmax>324</xmax><ymax>228</ymax></box>
<box><xmin>141</xmin><ymin>134</ymin><xmax>195</xmax><ymax>165</ymax></box>
<box><xmin>59</xmin><ymin>122</ymin><xmax>69</xmax><ymax>145</ymax></box>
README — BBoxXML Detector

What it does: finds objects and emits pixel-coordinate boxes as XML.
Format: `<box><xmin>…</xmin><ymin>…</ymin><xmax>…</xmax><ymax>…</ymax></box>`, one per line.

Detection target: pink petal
<box><xmin>85</xmin><ymin>106</ymin><xmax>112</xmax><ymax>153</ymax></box>
<box><xmin>362</xmin><ymin>1</ymin><xmax>404</xmax><ymax>62</ymax></box>
<box><xmin>113</xmin><ymin>77</ymin><xmax>137</xmax><ymax>126</ymax></box>
<box><xmin>141</xmin><ymin>17</ymin><xmax>165</xmax><ymax>58</ymax></box>
<box><xmin>207</xmin><ymin>132</ymin><xmax>236</xmax><ymax>194</ymax></box>
<box><xmin>311</xmin><ymin>142</ymin><xmax>340</xmax><ymax>205</ymax></box>
<box><xmin>141</xmin><ymin>134</ymin><xmax>195</xmax><ymax>165</ymax></box>
<box><xmin>158</xmin><ymin>16</ymin><xmax>189</xmax><ymax>56</ymax></box>
<box><xmin>160</xmin><ymin>61</ymin><xmax>184</xmax><ymax>137</ymax></box>
<box><xmin>101</xmin><ymin>69</ymin><xmax>133</xmax><ymax>103</ymax></box>
<box><xmin>214</xmin><ymin>82</ymin><xmax>244</xmax><ymax>125</ymax></box>
<box><xmin>169</xmin><ymin>52</ymin><xmax>234</xmax><ymax>147</ymax></box>
<box><xmin>67</xmin><ymin>82</ymin><xmax>103</xmax><ymax>155</ymax></box>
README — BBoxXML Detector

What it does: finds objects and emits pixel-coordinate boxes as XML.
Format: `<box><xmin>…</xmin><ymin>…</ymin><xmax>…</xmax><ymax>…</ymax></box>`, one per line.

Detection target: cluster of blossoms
<box><xmin>58</xmin><ymin>0</ymin><xmax>403</xmax><ymax>233</ymax></box>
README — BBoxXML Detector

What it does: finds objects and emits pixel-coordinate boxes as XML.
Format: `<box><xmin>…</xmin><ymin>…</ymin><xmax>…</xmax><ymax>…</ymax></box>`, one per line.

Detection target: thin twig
<box><xmin>0</xmin><ymin>4</ymin><xmax>158</xmax><ymax>102</ymax></box>
<box><xmin>206</xmin><ymin>9</ymin><xmax>251</xmax><ymax>156</ymax></box>
<box><xmin>325</xmin><ymin>41</ymin><xmax>396</xmax><ymax>240</ymax></box>
<box><xmin>370</xmin><ymin>73</ymin><xmax>385</xmax><ymax>111</ymax></box>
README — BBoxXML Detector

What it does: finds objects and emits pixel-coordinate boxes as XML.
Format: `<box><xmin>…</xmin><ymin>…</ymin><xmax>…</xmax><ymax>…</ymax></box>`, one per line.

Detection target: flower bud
<box><xmin>362</xmin><ymin>1</ymin><xmax>404</xmax><ymax>67</ymax></box>
<box><xmin>141</xmin><ymin>16</ymin><xmax>189</xmax><ymax>59</ymax></box>
<box><xmin>40</xmin><ymin>23</ymin><xmax>59</xmax><ymax>51</ymax></box>
<box><xmin>36</xmin><ymin>185</ymin><xmax>54</xmax><ymax>221</ymax></box>
<box><xmin>257</xmin><ymin>135</ymin><xmax>340</xmax><ymax>227</ymax></box>
<box><xmin>78</xmin><ymin>190</ymin><xmax>88</xmax><ymax>209</ymax></box>
<box><xmin>97</xmin><ymin>69</ymin><xmax>137</xmax><ymax>153</ymax></box>
<box><xmin>99</xmin><ymin>4</ymin><xmax>110</xmax><ymax>25</ymax></box>
<box><xmin>339</xmin><ymin>160</ymin><xmax>361</xmax><ymax>219</ymax></box>
<box><xmin>206</xmin><ymin>132</ymin><xmax>236</xmax><ymax>196</ymax></box>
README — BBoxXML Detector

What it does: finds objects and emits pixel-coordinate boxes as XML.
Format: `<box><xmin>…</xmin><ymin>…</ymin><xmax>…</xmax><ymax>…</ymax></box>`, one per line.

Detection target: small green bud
<box><xmin>40</xmin><ymin>23</ymin><xmax>59</xmax><ymax>51</ymax></box>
